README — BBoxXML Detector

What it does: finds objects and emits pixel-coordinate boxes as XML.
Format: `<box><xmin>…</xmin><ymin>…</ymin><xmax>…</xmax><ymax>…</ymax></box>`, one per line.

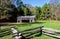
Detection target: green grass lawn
<box><xmin>0</xmin><ymin>21</ymin><xmax>60</xmax><ymax>39</ymax></box>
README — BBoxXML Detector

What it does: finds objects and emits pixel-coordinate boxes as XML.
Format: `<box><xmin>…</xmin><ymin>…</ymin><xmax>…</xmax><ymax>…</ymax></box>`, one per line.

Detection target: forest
<box><xmin>0</xmin><ymin>0</ymin><xmax>60</xmax><ymax>22</ymax></box>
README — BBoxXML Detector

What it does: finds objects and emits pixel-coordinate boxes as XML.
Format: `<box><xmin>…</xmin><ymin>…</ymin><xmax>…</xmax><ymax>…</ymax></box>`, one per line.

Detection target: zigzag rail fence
<box><xmin>11</xmin><ymin>26</ymin><xmax>60</xmax><ymax>39</ymax></box>
<box><xmin>1</xmin><ymin>25</ymin><xmax>60</xmax><ymax>39</ymax></box>
<box><xmin>11</xmin><ymin>26</ymin><xmax>43</xmax><ymax>39</ymax></box>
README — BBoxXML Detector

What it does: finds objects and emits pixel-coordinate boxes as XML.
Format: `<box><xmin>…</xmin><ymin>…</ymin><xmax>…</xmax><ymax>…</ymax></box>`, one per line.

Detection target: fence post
<box><xmin>39</xmin><ymin>26</ymin><xmax>43</xmax><ymax>36</ymax></box>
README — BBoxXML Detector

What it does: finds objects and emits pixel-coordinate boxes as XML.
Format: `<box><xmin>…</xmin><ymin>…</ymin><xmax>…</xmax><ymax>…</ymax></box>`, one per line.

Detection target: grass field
<box><xmin>0</xmin><ymin>21</ymin><xmax>60</xmax><ymax>39</ymax></box>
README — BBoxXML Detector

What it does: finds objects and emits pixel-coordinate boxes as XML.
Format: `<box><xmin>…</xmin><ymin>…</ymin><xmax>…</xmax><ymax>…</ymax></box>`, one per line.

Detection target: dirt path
<box><xmin>0</xmin><ymin>22</ymin><xmax>22</xmax><ymax>25</ymax></box>
<box><xmin>0</xmin><ymin>22</ymin><xmax>31</xmax><ymax>25</ymax></box>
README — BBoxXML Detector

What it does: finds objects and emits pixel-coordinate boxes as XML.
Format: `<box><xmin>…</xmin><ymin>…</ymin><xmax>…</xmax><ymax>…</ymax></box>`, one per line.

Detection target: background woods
<box><xmin>0</xmin><ymin>0</ymin><xmax>60</xmax><ymax>22</ymax></box>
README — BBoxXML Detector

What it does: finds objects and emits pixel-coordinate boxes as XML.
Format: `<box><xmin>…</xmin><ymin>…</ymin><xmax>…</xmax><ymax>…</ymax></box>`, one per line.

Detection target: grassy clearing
<box><xmin>0</xmin><ymin>21</ymin><xmax>60</xmax><ymax>39</ymax></box>
<box><xmin>16</xmin><ymin>21</ymin><xmax>60</xmax><ymax>31</ymax></box>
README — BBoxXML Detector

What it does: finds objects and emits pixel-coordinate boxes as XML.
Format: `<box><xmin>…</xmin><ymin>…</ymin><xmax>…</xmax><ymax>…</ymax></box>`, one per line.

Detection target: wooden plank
<box><xmin>43</xmin><ymin>31</ymin><xmax>56</xmax><ymax>35</ymax></box>
<box><xmin>24</xmin><ymin>31</ymin><xmax>40</xmax><ymax>37</ymax></box>
<box><xmin>20</xmin><ymin>26</ymin><xmax>43</xmax><ymax>32</ymax></box>
<box><xmin>43</xmin><ymin>28</ymin><xmax>60</xmax><ymax>33</ymax></box>
<box><xmin>43</xmin><ymin>28</ymin><xmax>60</xmax><ymax>38</ymax></box>
<box><xmin>22</xmin><ymin>30</ymin><xmax>40</xmax><ymax>35</ymax></box>
<box><xmin>43</xmin><ymin>33</ymin><xmax>60</xmax><ymax>38</ymax></box>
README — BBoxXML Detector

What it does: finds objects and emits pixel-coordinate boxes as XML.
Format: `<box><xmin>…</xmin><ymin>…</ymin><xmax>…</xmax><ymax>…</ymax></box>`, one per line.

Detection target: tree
<box><xmin>41</xmin><ymin>4</ymin><xmax>51</xmax><ymax>20</ymax></box>
<box><xmin>35</xmin><ymin>6</ymin><xmax>41</xmax><ymax>20</ymax></box>
<box><xmin>25</xmin><ymin>8</ymin><xmax>32</xmax><ymax>16</ymax></box>
<box><xmin>24</xmin><ymin>4</ymin><xmax>34</xmax><ymax>16</ymax></box>
<box><xmin>17</xmin><ymin>0</ymin><xmax>25</xmax><ymax>16</ymax></box>
<box><xmin>16</xmin><ymin>0</ymin><xmax>23</xmax><ymax>7</ymax></box>
<box><xmin>24</xmin><ymin>8</ymin><xmax>28</xmax><ymax>16</ymax></box>
<box><xmin>0</xmin><ymin>0</ymin><xmax>18</xmax><ymax>22</ymax></box>
<box><xmin>41</xmin><ymin>4</ymin><xmax>47</xmax><ymax>20</ymax></box>
<box><xmin>49</xmin><ymin>0</ymin><xmax>60</xmax><ymax>20</ymax></box>
<box><xmin>8</xmin><ymin>4</ymin><xmax>18</xmax><ymax>22</ymax></box>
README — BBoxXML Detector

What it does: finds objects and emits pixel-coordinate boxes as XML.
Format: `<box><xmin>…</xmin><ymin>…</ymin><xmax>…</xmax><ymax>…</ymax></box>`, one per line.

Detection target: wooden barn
<box><xmin>17</xmin><ymin>16</ymin><xmax>35</xmax><ymax>23</ymax></box>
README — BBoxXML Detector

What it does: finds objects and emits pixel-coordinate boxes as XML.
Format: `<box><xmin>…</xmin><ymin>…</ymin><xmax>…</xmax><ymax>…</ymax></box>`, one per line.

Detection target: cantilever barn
<box><xmin>17</xmin><ymin>16</ymin><xmax>35</xmax><ymax>23</ymax></box>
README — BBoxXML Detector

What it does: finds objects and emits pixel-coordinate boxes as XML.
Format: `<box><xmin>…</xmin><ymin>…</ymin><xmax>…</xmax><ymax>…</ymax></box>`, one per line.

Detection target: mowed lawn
<box><xmin>0</xmin><ymin>21</ymin><xmax>60</xmax><ymax>39</ymax></box>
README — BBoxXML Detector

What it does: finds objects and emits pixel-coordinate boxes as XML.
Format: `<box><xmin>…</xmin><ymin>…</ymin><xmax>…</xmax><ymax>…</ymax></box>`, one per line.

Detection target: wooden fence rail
<box><xmin>0</xmin><ymin>28</ymin><xmax>11</xmax><ymax>37</ymax></box>
<box><xmin>20</xmin><ymin>26</ymin><xmax>43</xmax><ymax>32</ymax></box>
<box><xmin>11</xmin><ymin>26</ymin><xmax>43</xmax><ymax>39</ymax></box>
<box><xmin>1</xmin><ymin>25</ymin><xmax>60</xmax><ymax>39</ymax></box>
<box><xmin>42</xmin><ymin>28</ymin><xmax>60</xmax><ymax>39</ymax></box>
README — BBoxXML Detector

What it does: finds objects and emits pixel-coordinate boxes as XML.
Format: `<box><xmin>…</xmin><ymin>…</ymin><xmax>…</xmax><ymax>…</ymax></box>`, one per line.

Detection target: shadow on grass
<box><xmin>21</xmin><ymin>30</ymin><xmax>43</xmax><ymax>39</ymax></box>
<box><xmin>26</xmin><ymin>34</ymin><xmax>42</xmax><ymax>39</ymax></box>
<box><xmin>25</xmin><ymin>32</ymin><xmax>42</xmax><ymax>39</ymax></box>
<box><xmin>0</xmin><ymin>22</ymin><xmax>46</xmax><ymax>27</ymax></box>
<box><xmin>15</xmin><ymin>22</ymin><xmax>46</xmax><ymax>27</ymax></box>
<box><xmin>0</xmin><ymin>24</ymin><xmax>8</xmax><ymax>26</ymax></box>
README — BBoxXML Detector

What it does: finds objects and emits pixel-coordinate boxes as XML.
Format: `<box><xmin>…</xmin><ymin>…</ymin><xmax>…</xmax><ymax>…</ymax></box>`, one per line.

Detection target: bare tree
<box><xmin>49</xmin><ymin>0</ymin><xmax>60</xmax><ymax>20</ymax></box>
